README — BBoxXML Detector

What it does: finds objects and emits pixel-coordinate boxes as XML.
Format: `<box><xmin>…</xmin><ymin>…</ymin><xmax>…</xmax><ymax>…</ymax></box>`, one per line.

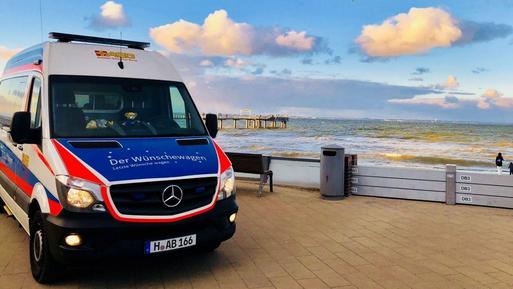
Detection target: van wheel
<box><xmin>30</xmin><ymin>211</ymin><xmax>61</xmax><ymax>283</ymax></box>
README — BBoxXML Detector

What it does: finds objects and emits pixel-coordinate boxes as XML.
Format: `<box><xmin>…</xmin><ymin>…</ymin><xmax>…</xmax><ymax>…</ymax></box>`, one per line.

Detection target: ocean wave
<box><xmin>271</xmin><ymin>151</ymin><xmax>319</xmax><ymax>158</ymax></box>
<box><xmin>381</xmin><ymin>153</ymin><xmax>493</xmax><ymax>167</ymax></box>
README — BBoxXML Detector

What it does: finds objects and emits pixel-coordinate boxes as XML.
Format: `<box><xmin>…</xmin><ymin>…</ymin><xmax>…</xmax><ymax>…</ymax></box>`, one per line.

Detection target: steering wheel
<box><xmin>121</xmin><ymin>119</ymin><xmax>158</xmax><ymax>135</ymax></box>
<box><xmin>146</xmin><ymin>115</ymin><xmax>181</xmax><ymax>130</ymax></box>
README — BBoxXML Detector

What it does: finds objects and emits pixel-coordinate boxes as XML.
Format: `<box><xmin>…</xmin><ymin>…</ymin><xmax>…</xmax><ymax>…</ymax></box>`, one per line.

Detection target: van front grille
<box><xmin>109</xmin><ymin>177</ymin><xmax>218</xmax><ymax>216</ymax></box>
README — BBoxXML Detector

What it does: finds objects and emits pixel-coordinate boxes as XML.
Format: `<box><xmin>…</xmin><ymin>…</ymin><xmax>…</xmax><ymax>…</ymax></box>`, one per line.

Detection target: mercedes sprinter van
<box><xmin>0</xmin><ymin>33</ymin><xmax>237</xmax><ymax>283</ymax></box>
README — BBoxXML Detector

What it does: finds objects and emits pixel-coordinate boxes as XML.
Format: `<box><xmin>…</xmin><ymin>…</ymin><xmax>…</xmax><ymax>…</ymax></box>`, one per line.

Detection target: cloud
<box><xmin>275</xmin><ymin>31</ymin><xmax>315</xmax><ymax>51</ymax></box>
<box><xmin>444</xmin><ymin>75</ymin><xmax>459</xmax><ymax>89</ymax></box>
<box><xmin>389</xmin><ymin>89</ymin><xmax>513</xmax><ymax>111</ymax></box>
<box><xmin>302</xmin><ymin>58</ymin><xmax>313</xmax><ymax>65</ymax></box>
<box><xmin>0</xmin><ymin>46</ymin><xmax>20</xmax><ymax>60</ymax></box>
<box><xmin>324</xmin><ymin>55</ymin><xmax>342</xmax><ymax>64</ymax></box>
<box><xmin>224</xmin><ymin>57</ymin><xmax>248</xmax><ymax>69</ymax></box>
<box><xmin>252</xmin><ymin>67</ymin><xmax>264</xmax><ymax>75</ymax></box>
<box><xmin>270</xmin><ymin>69</ymin><xmax>292</xmax><ymax>77</ymax></box>
<box><xmin>355</xmin><ymin>7</ymin><xmax>512</xmax><ymax>58</ymax></box>
<box><xmin>199</xmin><ymin>59</ymin><xmax>214</xmax><ymax>67</ymax></box>
<box><xmin>478</xmin><ymin>89</ymin><xmax>513</xmax><ymax>109</ymax></box>
<box><xmin>185</xmin><ymin>73</ymin><xmax>438</xmax><ymax>116</ymax></box>
<box><xmin>87</xmin><ymin>1</ymin><xmax>130</xmax><ymax>31</ymax></box>
<box><xmin>162</xmin><ymin>53</ymin><xmax>513</xmax><ymax>122</ymax></box>
<box><xmin>434</xmin><ymin>75</ymin><xmax>459</xmax><ymax>90</ymax></box>
<box><xmin>472</xmin><ymin>67</ymin><xmax>488</xmax><ymax>74</ymax></box>
<box><xmin>150</xmin><ymin>9</ymin><xmax>328</xmax><ymax>56</ymax></box>
<box><xmin>412</xmin><ymin>67</ymin><xmax>430</xmax><ymax>75</ymax></box>
<box><xmin>356</xmin><ymin>7</ymin><xmax>461</xmax><ymax>57</ymax></box>
<box><xmin>409</xmin><ymin>77</ymin><xmax>424</xmax><ymax>82</ymax></box>
<box><xmin>457</xmin><ymin>21</ymin><xmax>513</xmax><ymax>44</ymax></box>
<box><xmin>389</xmin><ymin>94</ymin><xmax>461</xmax><ymax>109</ymax></box>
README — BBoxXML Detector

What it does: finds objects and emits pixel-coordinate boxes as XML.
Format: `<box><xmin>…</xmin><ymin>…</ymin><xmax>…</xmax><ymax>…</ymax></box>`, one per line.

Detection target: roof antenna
<box><xmin>39</xmin><ymin>0</ymin><xmax>44</xmax><ymax>42</ymax></box>
<box><xmin>117</xmin><ymin>31</ymin><xmax>124</xmax><ymax>69</ymax></box>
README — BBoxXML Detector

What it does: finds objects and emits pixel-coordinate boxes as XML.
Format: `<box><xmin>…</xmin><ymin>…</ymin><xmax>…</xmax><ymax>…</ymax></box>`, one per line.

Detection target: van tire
<box><xmin>0</xmin><ymin>197</ymin><xmax>4</xmax><ymax>214</ymax></box>
<box><xmin>29</xmin><ymin>211</ymin><xmax>61</xmax><ymax>283</ymax></box>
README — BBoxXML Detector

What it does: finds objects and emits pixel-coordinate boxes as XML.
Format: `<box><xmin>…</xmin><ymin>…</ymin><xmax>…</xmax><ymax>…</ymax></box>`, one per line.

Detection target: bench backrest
<box><xmin>226</xmin><ymin>152</ymin><xmax>270</xmax><ymax>174</ymax></box>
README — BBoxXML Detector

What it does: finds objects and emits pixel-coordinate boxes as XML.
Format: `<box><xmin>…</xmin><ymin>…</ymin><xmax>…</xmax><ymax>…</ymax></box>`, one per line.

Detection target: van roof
<box><xmin>2</xmin><ymin>33</ymin><xmax>182</xmax><ymax>82</ymax></box>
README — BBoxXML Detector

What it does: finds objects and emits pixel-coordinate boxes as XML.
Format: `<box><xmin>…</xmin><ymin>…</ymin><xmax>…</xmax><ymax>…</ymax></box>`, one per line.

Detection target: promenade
<box><xmin>2</xmin><ymin>180</ymin><xmax>513</xmax><ymax>288</ymax></box>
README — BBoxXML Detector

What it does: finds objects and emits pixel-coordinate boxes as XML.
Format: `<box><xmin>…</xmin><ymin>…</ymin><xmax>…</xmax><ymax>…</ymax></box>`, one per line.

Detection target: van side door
<box><xmin>0</xmin><ymin>76</ymin><xmax>29</xmax><ymax>202</ymax></box>
<box><xmin>13</xmin><ymin>76</ymin><xmax>43</xmax><ymax>212</ymax></box>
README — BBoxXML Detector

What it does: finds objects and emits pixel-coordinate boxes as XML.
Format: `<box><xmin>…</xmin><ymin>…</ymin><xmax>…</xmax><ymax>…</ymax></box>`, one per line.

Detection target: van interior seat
<box><xmin>53</xmin><ymin>87</ymin><xmax>88</xmax><ymax>136</ymax></box>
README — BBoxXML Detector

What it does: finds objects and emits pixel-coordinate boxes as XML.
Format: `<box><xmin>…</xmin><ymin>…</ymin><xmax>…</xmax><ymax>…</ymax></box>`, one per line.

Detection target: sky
<box><xmin>1</xmin><ymin>0</ymin><xmax>513</xmax><ymax>122</ymax></box>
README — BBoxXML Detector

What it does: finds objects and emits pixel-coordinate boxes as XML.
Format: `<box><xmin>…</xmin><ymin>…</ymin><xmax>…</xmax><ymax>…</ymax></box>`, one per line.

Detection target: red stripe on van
<box><xmin>32</xmin><ymin>145</ymin><xmax>55</xmax><ymax>175</ymax></box>
<box><xmin>213</xmin><ymin>139</ymin><xmax>232</xmax><ymax>173</ymax></box>
<box><xmin>51</xmin><ymin>140</ymin><xmax>103</xmax><ymax>184</ymax></box>
<box><xmin>3</xmin><ymin>64</ymin><xmax>43</xmax><ymax>76</ymax></box>
<box><xmin>48</xmin><ymin>198</ymin><xmax>62</xmax><ymax>216</ymax></box>
<box><xmin>0</xmin><ymin>162</ymin><xmax>33</xmax><ymax>196</ymax></box>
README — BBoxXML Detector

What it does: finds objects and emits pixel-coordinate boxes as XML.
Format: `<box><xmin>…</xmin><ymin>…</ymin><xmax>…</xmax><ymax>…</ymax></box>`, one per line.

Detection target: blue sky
<box><xmin>1</xmin><ymin>0</ymin><xmax>513</xmax><ymax>122</ymax></box>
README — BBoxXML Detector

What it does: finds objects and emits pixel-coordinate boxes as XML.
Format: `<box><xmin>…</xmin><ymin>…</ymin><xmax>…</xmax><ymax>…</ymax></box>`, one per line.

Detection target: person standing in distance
<box><xmin>496</xmin><ymin>153</ymin><xmax>504</xmax><ymax>175</ymax></box>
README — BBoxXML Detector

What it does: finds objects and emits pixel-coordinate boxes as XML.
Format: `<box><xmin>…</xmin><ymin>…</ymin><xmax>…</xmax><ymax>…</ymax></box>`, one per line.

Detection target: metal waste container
<box><xmin>320</xmin><ymin>145</ymin><xmax>345</xmax><ymax>199</ymax></box>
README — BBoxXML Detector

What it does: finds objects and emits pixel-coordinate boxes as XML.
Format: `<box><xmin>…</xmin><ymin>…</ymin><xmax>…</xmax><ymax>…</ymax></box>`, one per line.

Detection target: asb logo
<box><xmin>161</xmin><ymin>185</ymin><xmax>183</xmax><ymax>208</ymax></box>
<box><xmin>94</xmin><ymin>50</ymin><xmax>136</xmax><ymax>61</ymax></box>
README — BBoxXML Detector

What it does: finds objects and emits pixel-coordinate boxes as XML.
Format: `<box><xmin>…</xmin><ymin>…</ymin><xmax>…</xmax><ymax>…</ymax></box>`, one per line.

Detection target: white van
<box><xmin>0</xmin><ymin>33</ymin><xmax>237</xmax><ymax>283</ymax></box>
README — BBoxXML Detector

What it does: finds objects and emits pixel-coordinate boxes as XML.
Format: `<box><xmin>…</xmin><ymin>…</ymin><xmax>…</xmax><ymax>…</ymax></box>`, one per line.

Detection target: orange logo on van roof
<box><xmin>94</xmin><ymin>50</ymin><xmax>136</xmax><ymax>61</ymax></box>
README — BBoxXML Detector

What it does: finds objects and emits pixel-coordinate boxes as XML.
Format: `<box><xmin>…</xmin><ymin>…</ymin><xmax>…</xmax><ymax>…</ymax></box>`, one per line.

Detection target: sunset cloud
<box><xmin>390</xmin><ymin>89</ymin><xmax>513</xmax><ymax>111</ymax></box>
<box><xmin>224</xmin><ymin>57</ymin><xmax>247</xmax><ymax>69</ymax></box>
<box><xmin>356</xmin><ymin>7</ymin><xmax>512</xmax><ymax>58</ymax></box>
<box><xmin>356</xmin><ymin>7</ymin><xmax>461</xmax><ymax>57</ymax></box>
<box><xmin>87</xmin><ymin>1</ymin><xmax>130</xmax><ymax>31</ymax></box>
<box><xmin>150</xmin><ymin>10</ymin><xmax>326</xmax><ymax>56</ymax></box>
<box><xmin>275</xmin><ymin>31</ymin><xmax>315</xmax><ymax>51</ymax></box>
<box><xmin>0</xmin><ymin>46</ymin><xmax>20</xmax><ymax>60</ymax></box>
<box><xmin>443</xmin><ymin>75</ymin><xmax>459</xmax><ymax>89</ymax></box>
<box><xmin>433</xmin><ymin>75</ymin><xmax>459</xmax><ymax>90</ymax></box>
<box><xmin>199</xmin><ymin>59</ymin><xmax>214</xmax><ymax>67</ymax></box>
<box><xmin>389</xmin><ymin>94</ymin><xmax>460</xmax><ymax>109</ymax></box>
<box><xmin>478</xmin><ymin>89</ymin><xmax>513</xmax><ymax>109</ymax></box>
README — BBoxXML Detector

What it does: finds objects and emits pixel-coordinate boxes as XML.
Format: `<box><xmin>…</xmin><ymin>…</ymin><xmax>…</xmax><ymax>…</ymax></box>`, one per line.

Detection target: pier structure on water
<box><xmin>203</xmin><ymin>113</ymin><xmax>289</xmax><ymax>129</ymax></box>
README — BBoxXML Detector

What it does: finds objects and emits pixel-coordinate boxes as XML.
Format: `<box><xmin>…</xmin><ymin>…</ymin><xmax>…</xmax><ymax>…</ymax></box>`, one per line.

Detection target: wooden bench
<box><xmin>226</xmin><ymin>152</ymin><xmax>273</xmax><ymax>197</ymax></box>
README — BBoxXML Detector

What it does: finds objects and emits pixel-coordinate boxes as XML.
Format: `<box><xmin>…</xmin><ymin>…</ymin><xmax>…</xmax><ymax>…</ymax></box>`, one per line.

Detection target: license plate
<box><xmin>144</xmin><ymin>234</ymin><xmax>196</xmax><ymax>254</ymax></box>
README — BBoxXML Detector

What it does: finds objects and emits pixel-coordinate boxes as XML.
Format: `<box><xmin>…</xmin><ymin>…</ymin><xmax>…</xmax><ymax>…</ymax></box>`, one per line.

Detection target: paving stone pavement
<box><xmin>2</xmin><ymin>180</ymin><xmax>513</xmax><ymax>288</ymax></box>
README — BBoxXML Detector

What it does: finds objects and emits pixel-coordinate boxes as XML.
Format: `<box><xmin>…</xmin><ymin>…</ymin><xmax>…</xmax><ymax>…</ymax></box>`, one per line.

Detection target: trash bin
<box><xmin>320</xmin><ymin>145</ymin><xmax>345</xmax><ymax>199</ymax></box>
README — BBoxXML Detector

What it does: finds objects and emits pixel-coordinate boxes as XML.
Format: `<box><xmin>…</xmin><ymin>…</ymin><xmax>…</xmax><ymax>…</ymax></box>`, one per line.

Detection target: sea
<box><xmin>215</xmin><ymin>118</ymin><xmax>513</xmax><ymax>172</ymax></box>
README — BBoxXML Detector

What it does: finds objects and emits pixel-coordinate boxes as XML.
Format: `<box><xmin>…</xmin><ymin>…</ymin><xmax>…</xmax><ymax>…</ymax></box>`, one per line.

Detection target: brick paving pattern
<box><xmin>2</xmin><ymin>180</ymin><xmax>513</xmax><ymax>288</ymax></box>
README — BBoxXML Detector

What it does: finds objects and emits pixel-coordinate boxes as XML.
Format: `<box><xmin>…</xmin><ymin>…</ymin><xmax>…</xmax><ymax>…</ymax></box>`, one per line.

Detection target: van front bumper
<box><xmin>43</xmin><ymin>196</ymin><xmax>238</xmax><ymax>263</ymax></box>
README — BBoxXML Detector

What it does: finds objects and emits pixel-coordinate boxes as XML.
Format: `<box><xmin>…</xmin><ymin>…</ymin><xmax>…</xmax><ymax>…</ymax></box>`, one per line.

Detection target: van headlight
<box><xmin>56</xmin><ymin>175</ymin><xmax>103</xmax><ymax>210</ymax></box>
<box><xmin>217</xmin><ymin>167</ymin><xmax>235</xmax><ymax>201</ymax></box>
<box><xmin>66</xmin><ymin>188</ymin><xmax>95</xmax><ymax>208</ymax></box>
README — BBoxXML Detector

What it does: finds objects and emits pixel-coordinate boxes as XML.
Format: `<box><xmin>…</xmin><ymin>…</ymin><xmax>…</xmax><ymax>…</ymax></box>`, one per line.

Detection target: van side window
<box><xmin>0</xmin><ymin>76</ymin><xmax>29</xmax><ymax>126</ymax></box>
<box><xmin>169</xmin><ymin>87</ymin><xmax>188</xmax><ymax>128</ymax></box>
<box><xmin>28</xmin><ymin>78</ymin><xmax>42</xmax><ymax>128</ymax></box>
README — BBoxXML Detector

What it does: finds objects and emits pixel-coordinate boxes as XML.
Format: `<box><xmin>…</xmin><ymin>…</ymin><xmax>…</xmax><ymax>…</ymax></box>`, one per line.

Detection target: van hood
<box><xmin>54</xmin><ymin>137</ymin><xmax>219</xmax><ymax>183</ymax></box>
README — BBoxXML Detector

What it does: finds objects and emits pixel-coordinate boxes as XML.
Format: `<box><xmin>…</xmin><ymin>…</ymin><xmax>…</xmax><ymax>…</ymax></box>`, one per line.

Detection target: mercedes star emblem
<box><xmin>161</xmin><ymin>185</ymin><xmax>183</xmax><ymax>208</ymax></box>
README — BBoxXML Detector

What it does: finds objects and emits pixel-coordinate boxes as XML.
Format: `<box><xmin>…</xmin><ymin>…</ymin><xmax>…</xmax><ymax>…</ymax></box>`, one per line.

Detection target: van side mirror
<box><xmin>10</xmin><ymin>111</ymin><xmax>41</xmax><ymax>144</ymax></box>
<box><xmin>205</xmin><ymin>113</ymin><xmax>218</xmax><ymax>138</ymax></box>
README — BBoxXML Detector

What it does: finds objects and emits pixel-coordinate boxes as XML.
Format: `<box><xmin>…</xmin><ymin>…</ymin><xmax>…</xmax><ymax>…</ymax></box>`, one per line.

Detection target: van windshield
<box><xmin>50</xmin><ymin>76</ymin><xmax>207</xmax><ymax>138</ymax></box>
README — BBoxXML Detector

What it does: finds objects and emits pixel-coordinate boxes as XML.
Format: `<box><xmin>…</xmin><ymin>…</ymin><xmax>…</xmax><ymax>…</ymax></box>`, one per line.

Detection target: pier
<box><xmin>203</xmin><ymin>114</ymin><xmax>289</xmax><ymax>129</ymax></box>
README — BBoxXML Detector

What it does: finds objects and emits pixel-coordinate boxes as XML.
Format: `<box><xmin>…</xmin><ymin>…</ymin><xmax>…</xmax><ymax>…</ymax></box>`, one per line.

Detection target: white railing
<box><xmin>235</xmin><ymin>155</ymin><xmax>513</xmax><ymax>209</ymax></box>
